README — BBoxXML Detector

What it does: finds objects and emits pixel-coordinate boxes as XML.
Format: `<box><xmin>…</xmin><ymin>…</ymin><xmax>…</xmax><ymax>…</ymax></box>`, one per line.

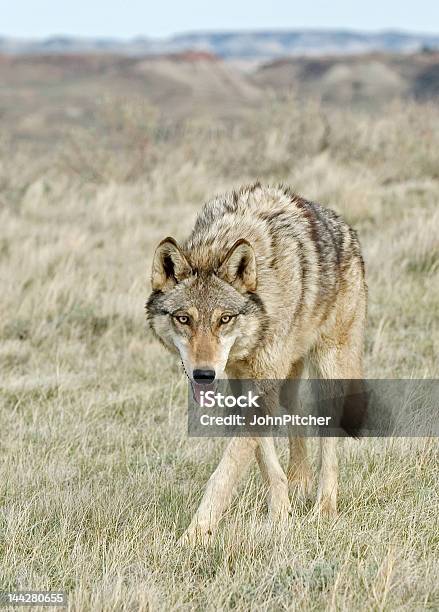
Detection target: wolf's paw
<box><xmin>287</xmin><ymin>466</ymin><xmax>313</xmax><ymax>502</ymax></box>
<box><xmin>177</xmin><ymin>524</ymin><xmax>214</xmax><ymax>547</ymax></box>
<box><xmin>267</xmin><ymin>496</ymin><xmax>292</xmax><ymax>523</ymax></box>
<box><xmin>314</xmin><ymin>492</ymin><xmax>338</xmax><ymax>518</ymax></box>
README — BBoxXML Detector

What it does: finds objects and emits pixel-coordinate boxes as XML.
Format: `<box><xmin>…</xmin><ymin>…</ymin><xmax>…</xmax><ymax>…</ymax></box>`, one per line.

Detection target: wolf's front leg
<box><xmin>316</xmin><ymin>436</ymin><xmax>338</xmax><ymax>516</ymax></box>
<box><xmin>179</xmin><ymin>437</ymin><xmax>258</xmax><ymax>545</ymax></box>
<box><xmin>256</xmin><ymin>437</ymin><xmax>291</xmax><ymax>521</ymax></box>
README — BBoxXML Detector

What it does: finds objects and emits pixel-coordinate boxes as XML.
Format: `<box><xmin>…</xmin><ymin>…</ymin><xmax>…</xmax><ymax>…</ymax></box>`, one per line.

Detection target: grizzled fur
<box><xmin>146</xmin><ymin>183</ymin><xmax>367</xmax><ymax>545</ymax></box>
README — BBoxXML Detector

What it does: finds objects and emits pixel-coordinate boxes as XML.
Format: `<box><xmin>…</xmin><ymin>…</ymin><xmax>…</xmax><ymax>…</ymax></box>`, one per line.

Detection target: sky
<box><xmin>1</xmin><ymin>0</ymin><xmax>439</xmax><ymax>39</ymax></box>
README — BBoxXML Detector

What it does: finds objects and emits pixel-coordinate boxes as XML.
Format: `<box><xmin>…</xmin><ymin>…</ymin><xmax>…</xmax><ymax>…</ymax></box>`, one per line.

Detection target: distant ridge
<box><xmin>1</xmin><ymin>29</ymin><xmax>439</xmax><ymax>61</ymax></box>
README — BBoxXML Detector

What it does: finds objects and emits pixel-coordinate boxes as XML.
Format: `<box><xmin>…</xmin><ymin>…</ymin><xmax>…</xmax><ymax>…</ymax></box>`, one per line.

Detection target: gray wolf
<box><xmin>146</xmin><ymin>183</ymin><xmax>367</xmax><ymax>544</ymax></box>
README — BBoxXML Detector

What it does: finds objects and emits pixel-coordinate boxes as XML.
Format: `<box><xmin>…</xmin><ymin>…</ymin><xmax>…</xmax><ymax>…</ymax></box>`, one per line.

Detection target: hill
<box><xmin>0</xmin><ymin>52</ymin><xmax>262</xmax><ymax>143</ymax></box>
<box><xmin>252</xmin><ymin>51</ymin><xmax>439</xmax><ymax>106</ymax></box>
<box><xmin>1</xmin><ymin>50</ymin><xmax>438</xmax><ymax>146</ymax></box>
<box><xmin>1</xmin><ymin>29</ymin><xmax>439</xmax><ymax>61</ymax></box>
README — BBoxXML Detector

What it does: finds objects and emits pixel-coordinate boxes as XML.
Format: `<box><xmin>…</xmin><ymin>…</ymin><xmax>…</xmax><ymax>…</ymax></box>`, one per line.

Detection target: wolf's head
<box><xmin>146</xmin><ymin>237</ymin><xmax>266</xmax><ymax>400</ymax></box>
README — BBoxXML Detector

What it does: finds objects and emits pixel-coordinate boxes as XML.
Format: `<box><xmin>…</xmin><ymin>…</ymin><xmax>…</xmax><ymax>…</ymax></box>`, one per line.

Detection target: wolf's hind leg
<box><xmin>285</xmin><ymin>360</ymin><xmax>313</xmax><ymax>500</ymax></box>
<box><xmin>310</xmin><ymin>311</ymin><xmax>365</xmax><ymax>517</ymax></box>
<box><xmin>287</xmin><ymin>436</ymin><xmax>313</xmax><ymax>501</ymax></box>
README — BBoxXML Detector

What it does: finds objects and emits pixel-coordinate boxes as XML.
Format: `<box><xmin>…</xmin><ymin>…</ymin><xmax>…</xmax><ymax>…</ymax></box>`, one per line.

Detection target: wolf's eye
<box><xmin>220</xmin><ymin>315</ymin><xmax>232</xmax><ymax>325</ymax></box>
<box><xmin>175</xmin><ymin>315</ymin><xmax>189</xmax><ymax>325</ymax></box>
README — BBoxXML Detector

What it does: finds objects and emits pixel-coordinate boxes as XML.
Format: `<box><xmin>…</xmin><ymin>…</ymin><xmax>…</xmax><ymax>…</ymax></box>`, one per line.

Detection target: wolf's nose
<box><xmin>193</xmin><ymin>369</ymin><xmax>216</xmax><ymax>384</ymax></box>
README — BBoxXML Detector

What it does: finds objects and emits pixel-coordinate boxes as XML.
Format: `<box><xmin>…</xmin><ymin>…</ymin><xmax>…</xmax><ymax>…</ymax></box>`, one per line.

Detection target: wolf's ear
<box><xmin>151</xmin><ymin>237</ymin><xmax>192</xmax><ymax>291</ymax></box>
<box><xmin>218</xmin><ymin>239</ymin><xmax>257</xmax><ymax>292</ymax></box>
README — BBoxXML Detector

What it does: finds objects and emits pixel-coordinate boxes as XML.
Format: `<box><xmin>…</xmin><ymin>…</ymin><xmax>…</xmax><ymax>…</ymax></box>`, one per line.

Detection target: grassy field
<box><xmin>0</xmin><ymin>94</ymin><xmax>438</xmax><ymax>610</ymax></box>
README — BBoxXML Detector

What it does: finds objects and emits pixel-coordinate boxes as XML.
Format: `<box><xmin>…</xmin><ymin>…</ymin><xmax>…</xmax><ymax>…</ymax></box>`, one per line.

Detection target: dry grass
<box><xmin>0</xmin><ymin>94</ymin><xmax>438</xmax><ymax>610</ymax></box>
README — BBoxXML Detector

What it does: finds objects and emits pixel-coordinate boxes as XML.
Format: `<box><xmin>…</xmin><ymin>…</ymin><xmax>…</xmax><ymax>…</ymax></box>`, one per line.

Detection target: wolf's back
<box><xmin>184</xmin><ymin>183</ymin><xmax>365</xmax><ymax>291</ymax></box>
